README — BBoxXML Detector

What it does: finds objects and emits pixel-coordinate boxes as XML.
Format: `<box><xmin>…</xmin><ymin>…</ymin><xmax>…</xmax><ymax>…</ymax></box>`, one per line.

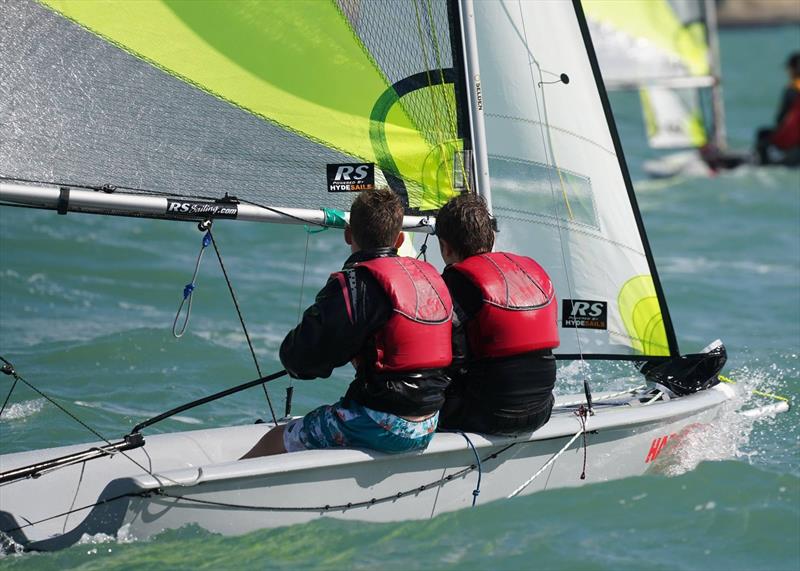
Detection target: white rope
<box><xmin>642</xmin><ymin>391</ymin><xmax>663</xmax><ymax>406</ymax></box>
<box><xmin>508</xmin><ymin>418</ymin><xmax>588</xmax><ymax>499</ymax></box>
<box><xmin>555</xmin><ymin>384</ymin><xmax>648</xmax><ymax>408</ymax></box>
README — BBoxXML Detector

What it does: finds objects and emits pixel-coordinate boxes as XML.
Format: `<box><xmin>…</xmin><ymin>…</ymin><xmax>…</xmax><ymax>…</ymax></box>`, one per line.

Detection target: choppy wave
<box><xmin>0</xmin><ymin>398</ymin><xmax>45</xmax><ymax>421</ymax></box>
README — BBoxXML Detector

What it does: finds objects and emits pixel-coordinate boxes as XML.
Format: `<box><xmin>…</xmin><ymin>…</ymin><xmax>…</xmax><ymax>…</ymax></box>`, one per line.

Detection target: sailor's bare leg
<box><xmin>240</xmin><ymin>425</ymin><xmax>287</xmax><ymax>458</ymax></box>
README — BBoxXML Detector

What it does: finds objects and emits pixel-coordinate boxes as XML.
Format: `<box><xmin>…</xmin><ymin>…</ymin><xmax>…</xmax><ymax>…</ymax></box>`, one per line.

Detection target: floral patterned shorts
<box><xmin>283</xmin><ymin>398</ymin><xmax>438</xmax><ymax>454</ymax></box>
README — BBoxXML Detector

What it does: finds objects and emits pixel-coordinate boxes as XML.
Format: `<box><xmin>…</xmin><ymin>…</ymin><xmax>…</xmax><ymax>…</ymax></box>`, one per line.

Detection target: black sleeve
<box><xmin>776</xmin><ymin>88</ymin><xmax>797</xmax><ymax>124</ymax></box>
<box><xmin>442</xmin><ymin>267</ymin><xmax>482</xmax><ymax>318</ymax></box>
<box><xmin>442</xmin><ymin>267</ymin><xmax>483</xmax><ymax>368</ymax></box>
<box><xmin>279</xmin><ymin>271</ymin><xmax>390</xmax><ymax>380</ymax></box>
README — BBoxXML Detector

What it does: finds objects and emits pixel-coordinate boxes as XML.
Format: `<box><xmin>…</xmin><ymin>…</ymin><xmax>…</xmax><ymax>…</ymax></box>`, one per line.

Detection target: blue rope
<box><xmin>454</xmin><ymin>431</ymin><xmax>482</xmax><ymax>507</ymax></box>
<box><xmin>173</xmin><ymin>230</ymin><xmax>211</xmax><ymax>338</ymax></box>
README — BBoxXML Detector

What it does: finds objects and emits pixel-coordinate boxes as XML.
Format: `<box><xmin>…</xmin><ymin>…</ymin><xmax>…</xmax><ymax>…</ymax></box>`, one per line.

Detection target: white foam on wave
<box><xmin>77</xmin><ymin>523</ymin><xmax>137</xmax><ymax>549</ymax></box>
<box><xmin>0</xmin><ymin>398</ymin><xmax>45</xmax><ymax>421</ymax></box>
<box><xmin>193</xmin><ymin>326</ymin><xmax>285</xmax><ymax>353</ymax></box>
<box><xmin>117</xmin><ymin>301</ymin><xmax>162</xmax><ymax>318</ymax></box>
<box><xmin>74</xmin><ymin>400</ymin><xmax>202</xmax><ymax>425</ymax></box>
<box><xmin>0</xmin><ymin>531</ymin><xmax>24</xmax><ymax>557</ymax></box>
<box><xmin>655</xmin><ymin>365</ymin><xmax>794</xmax><ymax>477</ymax></box>
<box><xmin>661</xmin><ymin>256</ymin><xmax>787</xmax><ymax>276</ymax></box>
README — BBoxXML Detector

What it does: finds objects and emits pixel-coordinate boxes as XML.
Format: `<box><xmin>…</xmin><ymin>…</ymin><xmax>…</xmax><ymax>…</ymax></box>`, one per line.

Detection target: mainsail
<box><xmin>583</xmin><ymin>0</ymin><xmax>725</xmax><ymax>150</ymax></box>
<box><xmin>0</xmin><ymin>0</ymin><xmax>471</xmax><ymax>220</ymax></box>
<box><xmin>467</xmin><ymin>0</ymin><xmax>678</xmax><ymax>359</ymax></box>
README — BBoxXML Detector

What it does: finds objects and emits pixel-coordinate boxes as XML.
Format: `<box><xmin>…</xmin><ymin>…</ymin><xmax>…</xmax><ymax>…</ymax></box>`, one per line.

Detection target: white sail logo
<box><xmin>165</xmin><ymin>200</ymin><xmax>238</xmax><ymax>218</ymax></box>
<box><xmin>334</xmin><ymin>165</ymin><xmax>370</xmax><ymax>181</ymax></box>
<box><xmin>327</xmin><ymin>163</ymin><xmax>375</xmax><ymax>193</ymax></box>
<box><xmin>562</xmin><ymin>299</ymin><xmax>608</xmax><ymax>330</ymax></box>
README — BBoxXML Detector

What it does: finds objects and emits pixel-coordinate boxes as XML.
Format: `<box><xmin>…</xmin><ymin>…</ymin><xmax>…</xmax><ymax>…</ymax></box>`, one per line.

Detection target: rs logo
<box><xmin>334</xmin><ymin>165</ymin><xmax>370</xmax><ymax>181</ymax></box>
<box><xmin>570</xmin><ymin>301</ymin><xmax>605</xmax><ymax>317</ymax></box>
<box><xmin>167</xmin><ymin>202</ymin><xmax>191</xmax><ymax>213</ymax></box>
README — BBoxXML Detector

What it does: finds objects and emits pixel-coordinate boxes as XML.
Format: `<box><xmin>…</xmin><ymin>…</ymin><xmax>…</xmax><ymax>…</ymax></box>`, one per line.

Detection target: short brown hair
<box><xmin>349</xmin><ymin>188</ymin><xmax>404</xmax><ymax>250</ymax></box>
<box><xmin>435</xmin><ymin>193</ymin><xmax>494</xmax><ymax>259</ymax></box>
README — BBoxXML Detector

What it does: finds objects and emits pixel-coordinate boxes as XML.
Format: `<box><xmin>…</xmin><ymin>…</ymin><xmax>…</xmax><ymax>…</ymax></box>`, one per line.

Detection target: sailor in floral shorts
<box><xmin>241</xmin><ymin>189</ymin><xmax>452</xmax><ymax>458</ymax></box>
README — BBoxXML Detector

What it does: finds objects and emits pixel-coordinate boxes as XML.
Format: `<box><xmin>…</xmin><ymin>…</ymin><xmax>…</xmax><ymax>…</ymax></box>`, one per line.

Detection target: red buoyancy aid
<box><xmin>452</xmin><ymin>252</ymin><xmax>559</xmax><ymax>359</ymax></box>
<box><xmin>353</xmin><ymin>257</ymin><xmax>453</xmax><ymax>373</ymax></box>
<box><xmin>771</xmin><ymin>93</ymin><xmax>800</xmax><ymax>150</ymax></box>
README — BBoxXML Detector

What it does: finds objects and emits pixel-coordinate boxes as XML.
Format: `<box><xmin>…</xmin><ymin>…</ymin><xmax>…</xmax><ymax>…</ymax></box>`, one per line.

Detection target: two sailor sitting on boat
<box><xmin>242</xmin><ymin>190</ymin><xmax>559</xmax><ymax>458</ymax></box>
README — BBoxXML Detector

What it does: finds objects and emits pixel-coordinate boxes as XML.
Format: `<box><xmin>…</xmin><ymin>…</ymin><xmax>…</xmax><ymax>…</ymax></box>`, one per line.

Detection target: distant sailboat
<box><xmin>584</xmin><ymin>0</ymin><xmax>749</xmax><ymax>177</ymax></box>
<box><xmin>0</xmin><ymin>0</ymin><xmax>787</xmax><ymax>552</ymax></box>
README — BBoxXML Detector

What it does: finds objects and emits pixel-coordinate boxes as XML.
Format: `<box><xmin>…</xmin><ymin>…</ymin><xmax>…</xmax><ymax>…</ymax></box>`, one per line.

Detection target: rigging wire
<box><xmin>410</xmin><ymin>0</ymin><xmax>470</xmax><ymax>204</ymax></box>
<box><xmin>207</xmin><ymin>227</ymin><xmax>278</xmax><ymax>426</ymax></box>
<box><xmin>0</xmin><ymin>357</ymin><xmax>288</xmax><ymax>487</ymax></box>
<box><xmin>0</xmin><ymin>375</ymin><xmax>19</xmax><ymax>420</ymax></box>
<box><xmin>0</xmin><ymin>356</ymin><xmax>161</xmax><ymax>482</ymax></box>
<box><xmin>508</xmin><ymin>406</ymin><xmax>589</xmax><ymax>498</ymax></box>
<box><xmin>286</xmin><ymin>229</ymin><xmax>315</xmax><ymax>418</ymax></box>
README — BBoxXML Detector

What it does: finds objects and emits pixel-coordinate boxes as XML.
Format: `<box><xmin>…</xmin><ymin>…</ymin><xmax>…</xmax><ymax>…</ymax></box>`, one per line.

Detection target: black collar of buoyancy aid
<box><xmin>342</xmin><ymin>247</ymin><xmax>398</xmax><ymax>270</ymax></box>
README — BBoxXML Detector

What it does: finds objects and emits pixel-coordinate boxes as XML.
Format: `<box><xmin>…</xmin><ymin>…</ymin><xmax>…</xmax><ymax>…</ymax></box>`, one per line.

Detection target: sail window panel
<box><xmin>489</xmin><ymin>157</ymin><xmax>599</xmax><ymax>231</ymax></box>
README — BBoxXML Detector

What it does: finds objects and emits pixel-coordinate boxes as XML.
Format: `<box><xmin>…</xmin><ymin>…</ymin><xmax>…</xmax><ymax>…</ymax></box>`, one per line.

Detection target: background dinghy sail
<box><xmin>583</xmin><ymin>0</ymin><xmax>749</xmax><ymax>177</ymax></box>
<box><xmin>0</xmin><ymin>0</ymin><xmax>788</xmax><ymax>552</ymax></box>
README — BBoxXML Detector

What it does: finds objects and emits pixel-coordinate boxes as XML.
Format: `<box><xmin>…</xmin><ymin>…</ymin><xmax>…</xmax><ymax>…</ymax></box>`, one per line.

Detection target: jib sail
<box><xmin>467</xmin><ymin>0</ymin><xmax>678</xmax><ymax>359</ymax></box>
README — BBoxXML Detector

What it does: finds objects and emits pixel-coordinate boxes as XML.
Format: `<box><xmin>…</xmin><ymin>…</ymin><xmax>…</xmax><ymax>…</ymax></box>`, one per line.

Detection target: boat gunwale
<box><xmin>126</xmin><ymin>384</ymin><xmax>735</xmax><ymax>491</ymax></box>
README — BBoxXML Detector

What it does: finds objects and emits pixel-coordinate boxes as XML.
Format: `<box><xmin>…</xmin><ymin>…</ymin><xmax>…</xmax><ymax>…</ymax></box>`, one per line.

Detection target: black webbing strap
<box><xmin>57</xmin><ymin>186</ymin><xmax>70</xmax><ymax>215</ymax></box>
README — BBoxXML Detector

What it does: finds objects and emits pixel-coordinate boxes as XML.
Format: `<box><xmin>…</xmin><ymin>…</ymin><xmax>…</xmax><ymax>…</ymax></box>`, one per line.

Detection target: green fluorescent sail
<box><xmin>582</xmin><ymin>0</ymin><xmax>709</xmax><ymax>77</ymax></box>
<box><xmin>43</xmin><ymin>0</ymin><xmax>460</xmax><ymax>211</ymax></box>
<box><xmin>618</xmin><ymin>275</ymin><xmax>670</xmax><ymax>356</ymax></box>
<box><xmin>640</xmin><ymin>87</ymin><xmax>708</xmax><ymax>148</ymax></box>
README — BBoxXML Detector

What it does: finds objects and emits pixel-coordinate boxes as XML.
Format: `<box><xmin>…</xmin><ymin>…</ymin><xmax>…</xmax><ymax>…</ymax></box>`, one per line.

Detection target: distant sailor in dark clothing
<box><xmin>755</xmin><ymin>52</ymin><xmax>800</xmax><ymax>166</ymax></box>
<box><xmin>435</xmin><ymin>194</ymin><xmax>560</xmax><ymax>435</ymax></box>
<box><xmin>242</xmin><ymin>188</ymin><xmax>453</xmax><ymax>458</ymax></box>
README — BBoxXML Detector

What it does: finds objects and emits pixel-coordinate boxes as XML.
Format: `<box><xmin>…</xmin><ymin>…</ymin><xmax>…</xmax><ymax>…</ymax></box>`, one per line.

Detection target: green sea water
<box><xmin>1</xmin><ymin>25</ymin><xmax>799</xmax><ymax>571</ymax></box>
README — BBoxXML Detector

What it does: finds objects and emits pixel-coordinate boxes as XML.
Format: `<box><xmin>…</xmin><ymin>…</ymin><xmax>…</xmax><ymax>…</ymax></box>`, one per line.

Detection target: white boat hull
<box><xmin>0</xmin><ymin>384</ymin><xmax>737</xmax><ymax>551</ymax></box>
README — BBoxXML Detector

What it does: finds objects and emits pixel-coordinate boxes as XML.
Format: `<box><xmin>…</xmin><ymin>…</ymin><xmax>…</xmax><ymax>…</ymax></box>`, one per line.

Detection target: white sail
<box><xmin>470</xmin><ymin>0</ymin><xmax>677</xmax><ymax>359</ymax></box>
<box><xmin>640</xmin><ymin>87</ymin><xmax>708</xmax><ymax>149</ymax></box>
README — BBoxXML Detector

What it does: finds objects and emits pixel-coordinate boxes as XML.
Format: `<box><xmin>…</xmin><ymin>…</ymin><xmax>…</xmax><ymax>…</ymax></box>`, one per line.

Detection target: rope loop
<box><xmin>415</xmin><ymin>218</ymin><xmax>431</xmax><ymax>262</ymax></box>
<box><xmin>441</xmin><ymin>429</ymin><xmax>482</xmax><ymax>506</ymax></box>
<box><xmin>172</xmin><ymin>226</ymin><xmax>213</xmax><ymax>338</ymax></box>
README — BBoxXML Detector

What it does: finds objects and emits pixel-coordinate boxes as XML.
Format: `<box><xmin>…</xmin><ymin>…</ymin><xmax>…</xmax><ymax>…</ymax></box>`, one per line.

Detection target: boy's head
<box><xmin>788</xmin><ymin>52</ymin><xmax>800</xmax><ymax>80</ymax></box>
<box><xmin>435</xmin><ymin>193</ymin><xmax>494</xmax><ymax>264</ymax></box>
<box><xmin>346</xmin><ymin>188</ymin><xmax>404</xmax><ymax>252</ymax></box>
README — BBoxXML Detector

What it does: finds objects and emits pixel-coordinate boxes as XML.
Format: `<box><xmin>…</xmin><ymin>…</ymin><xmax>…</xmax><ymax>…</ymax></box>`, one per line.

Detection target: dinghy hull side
<box><xmin>0</xmin><ymin>385</ymin><xmax>735</xmax><ymax>550</ymax></box>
